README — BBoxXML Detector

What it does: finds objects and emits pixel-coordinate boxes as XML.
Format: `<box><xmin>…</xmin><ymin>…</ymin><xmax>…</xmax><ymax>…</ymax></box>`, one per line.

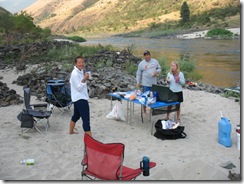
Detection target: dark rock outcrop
<box><xmin>0</xmin><ymin>81</ymin><xmax>23</xmax><ymax>107</ymax></box>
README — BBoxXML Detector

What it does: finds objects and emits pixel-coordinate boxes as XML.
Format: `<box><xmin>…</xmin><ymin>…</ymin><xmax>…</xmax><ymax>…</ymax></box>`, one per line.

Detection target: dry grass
<box><xmin>24</xmin><ymin>0</ymin><xmax>240</xmax><ymax>35</ymax></box>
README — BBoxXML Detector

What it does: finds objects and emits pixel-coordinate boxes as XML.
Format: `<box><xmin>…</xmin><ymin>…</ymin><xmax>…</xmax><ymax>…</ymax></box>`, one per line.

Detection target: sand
<box><xmin>0</xmin><ymin>67</ymin><xmax>241</xmax><ymax>181</ymax></box>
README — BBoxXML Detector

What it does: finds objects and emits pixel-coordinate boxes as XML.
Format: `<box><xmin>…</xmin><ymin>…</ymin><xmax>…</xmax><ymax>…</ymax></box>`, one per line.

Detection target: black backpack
<box><xmin>154</xmin><ymin>119</ymin><xmax>187</xmax><ymax>140</ymax></box>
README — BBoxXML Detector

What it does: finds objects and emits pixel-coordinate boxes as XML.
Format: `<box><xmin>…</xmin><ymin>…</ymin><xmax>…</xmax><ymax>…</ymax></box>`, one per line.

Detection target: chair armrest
<box><xmin>30</xmin><ymin>103</ymin><xmax>48</xmax><ymax>107</ymax></box>
<box><xmin>30</xmin><ymin>103</ymin><xmax>48</xmax><ymax>110</ymax></box>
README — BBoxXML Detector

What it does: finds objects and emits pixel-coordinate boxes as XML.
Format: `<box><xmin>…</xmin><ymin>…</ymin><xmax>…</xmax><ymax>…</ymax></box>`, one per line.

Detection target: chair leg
<box><xmin>34</xmin><ymin>126</ymin><xmax>44</xmax><ymax>135</ymax></box>
<box><xmin>21</xmin><ymin>128</ymin><xmax>31</xmax><ymax>134</ymax></box>
<box><xmin>45</xmin><ymin>118</ymin><xmax>50</xmax><ymax>134</ymax></box>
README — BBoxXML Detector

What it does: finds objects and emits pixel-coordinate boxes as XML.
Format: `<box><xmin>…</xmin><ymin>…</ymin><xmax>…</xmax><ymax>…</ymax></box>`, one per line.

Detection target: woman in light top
<box><xmin>165</xmin><ymin>61</ymin><xmax>185</xmax><ymax>123</ymax></box>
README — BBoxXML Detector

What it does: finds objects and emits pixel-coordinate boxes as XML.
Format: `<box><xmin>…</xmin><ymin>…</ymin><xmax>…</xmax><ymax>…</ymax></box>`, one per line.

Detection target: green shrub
<box><xmin>125</xmin><ymin>44</ymin><xmax>135</xmax><ymax>55</ymax></box>
<box><xmin>106</xmin><ymin>59</ymin><xmax>113</xmax><ymax>67</ymax></box>
<box><xmin>177</xmin><ymin>56</ymin><xmax>195</xmax><ymax>78</ymax></box>
<box><xmin>158</xmin><ymin>57</ymin><xmax>169</xmax><ymax>76</ymax></box>
<box><xmin>205</xmin><ymin>28</ymin><xmax>233</xmax><ymax>38</ymax></box>
<box><xmin>74</xmin><ymin>44</ymin><xmax>114</xmax><ymax>57</ymax></box>
<box><xmin>187</xmin><ymin>71</ymin><xmax>202</xmax><ymax>81</ymax></box>
<box><xmin>125</xmin><ymin>61</ymin><xmax>137</xmax><ymax>75</ymax></box>
<box><xmin>29</xmin><ymin>44</ymin><xmax>113</xmax><ymax>64</ymax></box>
<box><xmin>95</xmin><ymin>60</ymin><xmax>106</xmax><ymax>68</ymax></box>
<box><xmin>61</xmin><ymin>63</ymin><xmax>73</xmax><ymax>72</ymax></box>
<box><xmin>221</xmin><ymin>91</ymin><xmax>240</xmax><ymax>98</ymax></box>
<box><xmin>0</xmin><ymin>11</ymin><xmax>51</xmax><ymax>44</ymax></box>
<box><xmin>67</xmin><ymin>36</ymin><xmax>86</xmax><ymax>42</ymax></box>
<box><xmin>175</xmin><ymin>55</ymin><xmax>202</xmax><ymax>81</ymax></box>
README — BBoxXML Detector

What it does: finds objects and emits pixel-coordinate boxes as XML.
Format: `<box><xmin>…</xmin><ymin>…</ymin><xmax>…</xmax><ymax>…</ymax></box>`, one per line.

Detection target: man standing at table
<box><xmin>136</xmin><ymin>50</ymin><xmax>162</xmax><ymax>115</ymax></box>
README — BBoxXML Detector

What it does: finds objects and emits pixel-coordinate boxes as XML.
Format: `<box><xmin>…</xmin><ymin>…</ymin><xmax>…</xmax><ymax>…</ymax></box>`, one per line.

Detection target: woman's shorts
<box><xmin>175</xmin><ymin>91</ymin><xmax>183</xmax><ymax>102</ymax></box>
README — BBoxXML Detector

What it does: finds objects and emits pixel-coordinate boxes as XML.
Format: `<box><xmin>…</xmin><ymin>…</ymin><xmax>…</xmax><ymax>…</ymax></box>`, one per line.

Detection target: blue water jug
<box><xmin>140</xmin><ymin>156</ymin><xmax>150</xmax><ymax>176</ymax></box>
<box><xmin>218</xmin><ymin>116</ymin><xmax>232</xmax><ymax>147</ymax></box>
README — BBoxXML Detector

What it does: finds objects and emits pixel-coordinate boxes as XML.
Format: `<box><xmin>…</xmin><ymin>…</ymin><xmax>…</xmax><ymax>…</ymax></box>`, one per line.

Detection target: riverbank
<box><xmin>113</xmin><ymin>27</ymin><xmax>240</xmax><ymax>39</ymax></box>
<box><xmin>0</xmin><ymin>66</ymin><xmax>241</xmax><ymax>181</ymax></box>
<box><xmin>175</xmin><ymin>28</ymin><xmax>240</xmax><ymax>39</ymax></box>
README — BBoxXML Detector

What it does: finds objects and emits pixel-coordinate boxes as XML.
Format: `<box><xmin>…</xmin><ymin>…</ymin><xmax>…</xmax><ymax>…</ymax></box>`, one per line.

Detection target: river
<box><xmin>78</xmin><ymin>36</ymin><xmax>240</xmax><ymax>88</ymax></box>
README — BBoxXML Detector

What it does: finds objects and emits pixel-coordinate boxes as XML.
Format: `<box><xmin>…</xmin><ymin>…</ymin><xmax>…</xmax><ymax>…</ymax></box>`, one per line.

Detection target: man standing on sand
<box><xmin>136</xmin><ymin>50</ymin><xmax>162</xmax><ymax>114</ymax></box>
<box><xmin>69</xmin><ymin>56</ymin><xmax>92</xmax><ymax>137</ymax></box>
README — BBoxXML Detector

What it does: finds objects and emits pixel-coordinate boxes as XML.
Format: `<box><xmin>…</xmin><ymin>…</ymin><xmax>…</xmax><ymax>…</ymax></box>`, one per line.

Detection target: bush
<box><xmin>66</xmin><ymin>36</ymin><xmax>86</xmax><ymax>42</ymax></box>
<box><xmin>176</xmin><ymin>55</ymin><xmax>202</xmax><ymax>81</ymax></box>
<box><xmin>205</xmin><ymin>28</ymin><xmax>233</xmax><ymax>38</ymax></box>
<box><xmin>187</xmin><ymin>71</ymin><xmax>202</xmax><ymax>81</ymax></box>
<box><xmin>177</xmin><ymin>56</ymin><xmax>195</xmax><ymax>76</ymax></box>
<box><xmin>125</xmin><ymin>61</ymin><xmax>137</xmax><ymax>75</ymax></box>
<box><xmin>28</xmin><ymin>44</ymin><xmax>114</xmax><ymax>64</ymax></box>
<box><xmin>221</xmin><ymin>91</ymin><xmax>240</xmax><ymax>99</ymax></box>
<box><xmin>95</xmin><ymin>60</ymin><xmax>106</xmax><ymax>68</ymax></box>
<box><xmin>0</xmin><ymin>11</ymin><xmax>51</xmax><ymax>44</ymax></box>
<box><xmin>158</xmin><ymin>57</ymin><xmax>169</xmax><ymax>76</ymax></box>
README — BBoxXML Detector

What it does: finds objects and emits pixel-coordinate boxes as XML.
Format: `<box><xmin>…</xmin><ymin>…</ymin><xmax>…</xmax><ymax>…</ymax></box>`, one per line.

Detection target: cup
<box><xmin>86</xmin><ymin>70</ymin><xmax>92</xmax><ymax>79</ymax></box>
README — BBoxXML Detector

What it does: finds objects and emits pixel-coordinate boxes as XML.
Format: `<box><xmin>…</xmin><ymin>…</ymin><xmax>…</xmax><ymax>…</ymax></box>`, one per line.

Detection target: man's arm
<box><xmin>136</xmin><ymin>63</ymin><xmax>142</xmax><ymax>86</ymax></box>
<box><xmin>156</xmin><ymin>60</ymin><xmax>162</xmax><ymax>74</ymax></box>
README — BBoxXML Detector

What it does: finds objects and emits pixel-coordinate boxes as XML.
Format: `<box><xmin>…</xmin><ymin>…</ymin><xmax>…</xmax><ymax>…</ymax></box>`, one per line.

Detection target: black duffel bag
<box><xmin>154</xmin><ymin>119</ymin><xmax>187</xmax><ymax>140</ymax></box>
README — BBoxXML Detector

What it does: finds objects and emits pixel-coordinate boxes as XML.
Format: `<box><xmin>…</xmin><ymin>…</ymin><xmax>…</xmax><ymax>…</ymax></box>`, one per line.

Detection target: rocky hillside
<box><xmin>24</xmin><ymin>0</ymin><xmax>240</xmax><ymax>35</ymax></box>
<box><xmin>0</xmin><ymin>6</ymin><xmax>11</xmax><ymax>15</ymax></box>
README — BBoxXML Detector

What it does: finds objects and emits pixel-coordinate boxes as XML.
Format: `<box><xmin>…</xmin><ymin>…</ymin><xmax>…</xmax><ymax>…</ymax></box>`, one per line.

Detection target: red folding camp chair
<box><xmin>81</xmin><ymin>134</ymin><xmax>156</xmax><ymax>180</ymax></box>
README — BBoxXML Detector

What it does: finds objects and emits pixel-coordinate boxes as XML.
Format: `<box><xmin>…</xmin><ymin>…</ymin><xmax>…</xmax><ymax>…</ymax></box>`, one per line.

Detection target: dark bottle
<box><xmin>140</xmin><ymin>156</ymin><xmax>150</xmax><ymax>176</ymax></box>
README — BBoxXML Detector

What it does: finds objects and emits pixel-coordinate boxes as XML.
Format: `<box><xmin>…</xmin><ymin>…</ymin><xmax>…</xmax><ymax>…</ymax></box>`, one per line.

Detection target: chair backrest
<box><xmin>46</xmin><ymin>80</ymin><xmax>71</xmax><ymax>106</ymax></box>
<box><xmin>46</xmin><ymin>80</ymin><xmax>65</xmax><ymax>97</ymax></box>
<box><xmin>84</xmin><ymin>134</ymin><xmax>125</xmax><ymax>180</ymax></box>
<box><xmin>152</xmin><ymin>84</ymin><xmax>178</xmax><ymax>102</ymax></box>
<box><xmin>23</xmin><ymin>87</ymin><xmax>32</xmax><ymax>110</ymax></box>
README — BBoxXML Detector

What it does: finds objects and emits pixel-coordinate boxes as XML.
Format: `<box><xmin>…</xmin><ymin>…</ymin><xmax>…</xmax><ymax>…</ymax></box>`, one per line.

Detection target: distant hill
<box><xmin>24</xmin><ymin>0</ymin><xmax>240</xmax><ymax>36</ymax></box>
<box><xmin>0</xmin><ymin>6</ymin><xmax>11</xmax><ymax>15</ymax></box>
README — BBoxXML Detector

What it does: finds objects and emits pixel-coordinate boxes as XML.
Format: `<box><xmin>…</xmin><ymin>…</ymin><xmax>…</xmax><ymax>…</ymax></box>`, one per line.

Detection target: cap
<box><xmin>143</xmin><ymin>50</ymin><xmax>150</xmax><ymax>55</ymax></box>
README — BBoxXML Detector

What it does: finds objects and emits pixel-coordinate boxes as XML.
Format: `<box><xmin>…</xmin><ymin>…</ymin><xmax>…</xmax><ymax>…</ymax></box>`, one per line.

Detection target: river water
<box><xmin>79</xmin><ymin>36</ymin><xmax>240</xmax><ymax>88</ymax></box>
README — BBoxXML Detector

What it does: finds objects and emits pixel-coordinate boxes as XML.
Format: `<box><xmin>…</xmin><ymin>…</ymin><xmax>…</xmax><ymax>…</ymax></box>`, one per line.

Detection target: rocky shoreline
<box><xmin>0</xmin><ymin>41</ymin><xmax>238</xmax><ymax>107</ymax></box>
<box><xmin>114</xmin><ymin>28</ymin><xmax>240</xmax><ymax>39</ymax></box>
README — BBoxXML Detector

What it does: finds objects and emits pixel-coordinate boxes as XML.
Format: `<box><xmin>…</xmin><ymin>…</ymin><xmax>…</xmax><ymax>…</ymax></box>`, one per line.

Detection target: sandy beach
<box><xmin>0</xmin><ymin>67</ymin><xmax>241</xmax><ymax>181</ymax></box>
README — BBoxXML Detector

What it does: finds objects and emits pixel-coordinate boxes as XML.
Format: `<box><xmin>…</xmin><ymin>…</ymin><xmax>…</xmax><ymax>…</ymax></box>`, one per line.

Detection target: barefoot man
<box><xmin>136</xmin><ymin>50</ymin><xmax>161</xmax><ymax>115</ymax></box>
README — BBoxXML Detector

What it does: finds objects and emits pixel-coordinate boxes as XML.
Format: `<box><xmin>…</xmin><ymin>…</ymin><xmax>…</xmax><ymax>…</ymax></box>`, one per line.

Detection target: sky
<box><xmin>0</xmin><ymin>0</ymin><xmax>37</xmax><ymax>14</ymax></box>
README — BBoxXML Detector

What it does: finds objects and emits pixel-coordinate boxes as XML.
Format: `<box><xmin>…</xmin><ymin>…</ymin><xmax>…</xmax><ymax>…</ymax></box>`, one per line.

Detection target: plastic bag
<box><xmin>161</xmin><ymin>119</ymin><xmax>179</xmax><ymax>129</ymax></box>
<box><xmin>138</xmin><ymin>96</ymin><xmax>156</xmax><ymax>106</ymax></box>
<box><xmin>106</xmin><ymin>102</ymin><xmax>126</xmax><ymax>121</ymax></box>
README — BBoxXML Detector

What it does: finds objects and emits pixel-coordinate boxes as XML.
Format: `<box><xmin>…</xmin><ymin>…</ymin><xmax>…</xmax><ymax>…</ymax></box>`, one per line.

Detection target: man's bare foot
<box><xmin>143</xmin><ymin>112</ymin><xmax>148</xmax><ymax>116</ymax></box>
<box><xmin>69</xmin><ymin>131</ymin><xmax>79</xmax><ymax>134</ymax></box>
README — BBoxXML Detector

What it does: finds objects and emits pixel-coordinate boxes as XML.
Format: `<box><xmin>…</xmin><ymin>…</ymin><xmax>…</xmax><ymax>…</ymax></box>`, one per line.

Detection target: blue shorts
<box><xmin>71</xmin><ymin>99</ymin><xmax>90</xmax><ymax>132</ymax></box>
<box><xmin>142</xmin><ymin>86</ymin><xmax>152</xmax><ymax>93</ymax></box>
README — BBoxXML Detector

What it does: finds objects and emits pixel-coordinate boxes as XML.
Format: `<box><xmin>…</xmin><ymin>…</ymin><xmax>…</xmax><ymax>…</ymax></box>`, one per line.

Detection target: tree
<box><xmin>0</xmin><ymin>12</ymin><xmax>14</xmax><ymax>34</ymax></box>
<box><xmin>13</xmin><ymin>11</ymin><xmax>36</xmax><ymax>34</ymax></box>
<box><xmin>180</xmin><ymin>1</ymin><xmax>190</xmax><ymax>24</ymax></box>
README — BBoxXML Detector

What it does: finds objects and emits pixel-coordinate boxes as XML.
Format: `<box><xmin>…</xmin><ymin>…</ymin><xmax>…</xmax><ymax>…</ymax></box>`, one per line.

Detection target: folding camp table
<box><xmin>108</xmin><ymin>92</ymin><xmax>180</xmax><ymax>135</ymax></box>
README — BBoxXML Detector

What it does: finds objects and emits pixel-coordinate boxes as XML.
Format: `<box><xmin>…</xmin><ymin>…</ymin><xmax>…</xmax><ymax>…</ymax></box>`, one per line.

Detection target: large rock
<box><xmin>0</xmin><ymin>81</ymin><xmax>23</xmax><ymax>107</ymax></box>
